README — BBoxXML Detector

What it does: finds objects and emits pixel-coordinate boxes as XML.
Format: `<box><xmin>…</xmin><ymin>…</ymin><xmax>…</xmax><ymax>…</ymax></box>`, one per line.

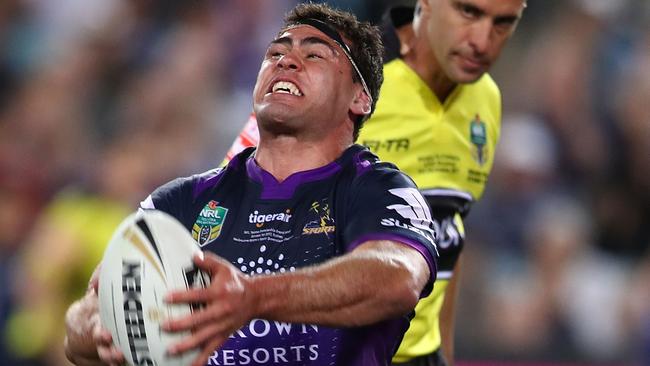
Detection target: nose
<box><xmin>468</xmin><ymin>20</ymin><xmax>492</xmax><ymax>55</ymax></box>
<box><xmin>277</xmin><ymin>51</ymin><xmax>302</xmax><ymax>71</ymax></box>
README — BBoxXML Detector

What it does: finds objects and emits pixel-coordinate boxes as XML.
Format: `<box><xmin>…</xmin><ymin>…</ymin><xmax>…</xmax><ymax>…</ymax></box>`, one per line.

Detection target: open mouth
<box><xmin>269</xmin><ymin>81</ymin><xmax>303</xmax><ymax>96</ymax></box>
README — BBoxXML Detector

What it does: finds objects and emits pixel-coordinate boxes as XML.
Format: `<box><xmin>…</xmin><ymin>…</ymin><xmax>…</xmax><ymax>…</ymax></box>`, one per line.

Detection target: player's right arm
<box><xmin>64</xmin><ymin>265</ymin><xmax>125</xmax><ymax>366</ymax></box>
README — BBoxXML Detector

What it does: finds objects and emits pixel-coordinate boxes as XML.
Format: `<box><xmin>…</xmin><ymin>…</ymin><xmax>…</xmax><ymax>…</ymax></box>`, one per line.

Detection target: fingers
<box><xmin>165</xmin><ymin>253</ymin><xmax>244</xmax><ymax>306</ymax></box>
<box><xmin>97</xmin><ymin>345</ymin><xmax>125</xmax><ymax>366</ymax></box>
<box><xmin>162</xmin><ymin>307</ymin><xmax>204</xmax><ymax>332</ymax></box>
<box><xmin>164</xmin><ymin>252</ymin><xmax>229</xmax><ymax>304</ymax></box>
<box><xmin>193</xmin><ymin>251</ymin><xmax>231</xmax><ymax>273</ymax></box>
<box><xmin>167</xmin><ymin>322</ymin><xmax>228</xmax><ymax>356</ymax></box>
<box><xmin>92</xmin><ymin>328</ymin><xmax>125</xmax><ymax>365</ymax></box>
<box><xmin>162</xmin><ymin>298</ymin><xmax>233</xmax><ymax>333</ymax></box>
<box><xmin>165</xmin><ymin>287</ymin><xmax>211</xmax><ymax>304</ymax></box>
<box><xmin>162</xmin><ymin>253</ymin><xmax>250</xmax><ymax>364</ymax></box>
<box><xmin>191</xmin><ymin>338</ymin><xmax>226</xmax><ymax>366</ymax></box>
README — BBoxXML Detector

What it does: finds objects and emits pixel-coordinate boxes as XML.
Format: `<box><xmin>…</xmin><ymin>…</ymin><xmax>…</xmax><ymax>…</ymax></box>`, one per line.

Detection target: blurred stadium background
<box><xmin>0</xmin><ymin>0</ymin><xmax>648</xmax><ymax>365</ymax></box>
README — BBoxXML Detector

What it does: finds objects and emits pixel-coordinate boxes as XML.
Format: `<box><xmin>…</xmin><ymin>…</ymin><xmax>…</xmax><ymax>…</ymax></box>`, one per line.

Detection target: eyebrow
<box><xmin>270</xmin><ymin>35</ymin><xmax>338</xmax><ymax>54</ymax></box>
<box><xmin>454</xmin><ymin>0</ymin><xmax>521</xmax><ymax>25</ymax></box>
<box><xmin>494</xmin><ymin>14</ymin><xmax>520</xmax><ymax>25</ymax></box>
<box><xmin>455</xmin><ymin>1</ymin><xmax>484</xmax><ymax>17</ymax></box>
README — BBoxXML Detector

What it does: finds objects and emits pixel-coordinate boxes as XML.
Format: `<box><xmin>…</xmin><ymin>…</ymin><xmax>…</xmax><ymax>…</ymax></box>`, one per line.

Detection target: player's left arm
<box><xmin>251</xmin><ymin>238</ymin><xmax>430</xmax><ymax>325</ymax></box>
<box><xmin>163</xmin><ymin>239</ymin><xmax>430</xmax><ymax>366</ymax></box>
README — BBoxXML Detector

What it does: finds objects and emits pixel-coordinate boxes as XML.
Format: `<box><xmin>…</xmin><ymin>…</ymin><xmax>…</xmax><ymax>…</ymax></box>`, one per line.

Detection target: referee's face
<box><xmin>421</xmin><ymin>0</ymin><xmax>524</xmax><ymax>84</ymax></box>
<box><xmin>252</xmin><ymin>26</ymin><xmax>360</xmax><ymax>138</ymax></box>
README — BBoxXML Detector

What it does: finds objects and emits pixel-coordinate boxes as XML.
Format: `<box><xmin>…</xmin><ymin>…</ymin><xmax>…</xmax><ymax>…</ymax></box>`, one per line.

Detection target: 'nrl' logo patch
<box><xmin>192</xmin><ymin>200</ymin><xmax>228</xmax><ymax>247</ymax></box>
<box><xmin>470</xmin><ymin>114</ymin><xmax>488</xmax><ymax>166</ymax></box>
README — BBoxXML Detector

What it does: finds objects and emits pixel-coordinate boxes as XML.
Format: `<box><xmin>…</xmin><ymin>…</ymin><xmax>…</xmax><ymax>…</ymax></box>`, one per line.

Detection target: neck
<box><xmin>254</xmin><ymin>130</ymin><xmax>352</xmax><ymax>182</ymax></box>
<box><xmin>402</xmin><ymin>40</ymin><xmax>456</xmax><ymax>102</ymax></box>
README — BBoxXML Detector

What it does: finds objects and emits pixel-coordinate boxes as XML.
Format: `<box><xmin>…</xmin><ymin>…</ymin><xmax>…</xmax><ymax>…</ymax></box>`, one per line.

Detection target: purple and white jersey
<box><xmin>140</xmin><ymin>144</ymin><xmax>438</xmax><ymax>366</ymax></box>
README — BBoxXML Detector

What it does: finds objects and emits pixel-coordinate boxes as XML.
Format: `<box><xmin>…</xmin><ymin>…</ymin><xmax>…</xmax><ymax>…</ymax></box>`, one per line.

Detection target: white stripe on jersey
<box><xmin>420</xmin><ymin>188</ymin><xmax>473</xmax><ymax>202</ymax></box>
<box><xmin>140</xmin><ymin>195</ymin><xmax>155</xmax><ymax>210</ymax></box>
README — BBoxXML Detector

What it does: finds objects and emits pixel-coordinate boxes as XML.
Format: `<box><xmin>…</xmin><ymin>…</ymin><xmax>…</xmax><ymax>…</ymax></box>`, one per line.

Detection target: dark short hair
<box><xmin>281</xmin><ymin>3</ymin><xmax>384</xmax><ymax>141</ymax></box>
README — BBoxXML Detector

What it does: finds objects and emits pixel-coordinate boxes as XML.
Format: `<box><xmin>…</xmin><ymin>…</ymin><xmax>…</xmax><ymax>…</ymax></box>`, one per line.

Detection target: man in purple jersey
<box><xmin>63</xmin><ymin>4</ymin><xmax>437</xmax><ymax>366</ymax></box>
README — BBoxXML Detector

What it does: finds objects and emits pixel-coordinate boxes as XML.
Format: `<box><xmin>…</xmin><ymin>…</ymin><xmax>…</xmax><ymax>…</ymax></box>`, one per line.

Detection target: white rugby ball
<box><xmin>98</xmin><ymin>210</ymin><xmax>209</xmax><ymax>366</ymax></box>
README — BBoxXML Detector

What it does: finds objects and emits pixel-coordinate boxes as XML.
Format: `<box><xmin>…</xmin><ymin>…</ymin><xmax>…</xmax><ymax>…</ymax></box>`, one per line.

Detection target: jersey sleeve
<box><xmin>343</xmin><ymin>168</ymin><xmax>438</xmax><ymax>293</ymax></box>
<box><xmin>139</xmin><ymin>176</ymin><xmax>195</xmax><ymax>224</ymax></box>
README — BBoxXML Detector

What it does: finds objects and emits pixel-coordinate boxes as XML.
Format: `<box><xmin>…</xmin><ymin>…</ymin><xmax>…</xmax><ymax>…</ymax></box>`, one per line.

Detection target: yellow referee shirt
<box><xmin>359</xmin><ymin>58</ymin><xmax>501</xmax><ymax>362</ymax></box>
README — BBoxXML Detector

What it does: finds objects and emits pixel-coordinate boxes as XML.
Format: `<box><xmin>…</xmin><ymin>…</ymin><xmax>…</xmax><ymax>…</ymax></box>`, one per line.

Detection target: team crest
<box><xmin>470</xmin><ymin>114</ymin><xmax>488</xmax><ymax>166</ymax></box>
<box><xmin>302</xmin><ymin>199</ymin><xmax>335</xmax><ymax>236</ymax></box>
<box><xmin>192</xmin><ymin>200</ymin><xmax>228</xmax><ymax>247</ymax></box>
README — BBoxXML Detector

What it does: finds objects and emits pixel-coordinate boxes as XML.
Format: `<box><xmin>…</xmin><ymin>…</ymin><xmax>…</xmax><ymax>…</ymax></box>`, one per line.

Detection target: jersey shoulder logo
<box><xmin>382</xmin><ymin>188</ymin><xmax>438</xmax><ymax>251</ymax></box>
<box><xmin>192</xmin><ymin>200</ymin><xmax>228</xmax><ymax>247</ymax></box>
<box><xmin>470</xmin><ymin>114</ymin><xmax>488</xmax><ymax>166</ymax></box>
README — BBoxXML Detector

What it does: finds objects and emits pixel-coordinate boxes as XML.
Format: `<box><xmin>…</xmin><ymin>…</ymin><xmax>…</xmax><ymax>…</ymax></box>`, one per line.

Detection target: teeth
<box><xmin>272</xmin><ymin>81</ymin><xmax>302</xmax><ymax>96</ymax></box>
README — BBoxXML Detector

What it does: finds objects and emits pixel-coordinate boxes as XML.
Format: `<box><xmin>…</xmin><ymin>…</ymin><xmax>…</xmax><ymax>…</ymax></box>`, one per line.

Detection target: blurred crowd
<box><xmin>458</xmin><ymin>0</ymin><xmax>650</xmax><ymax>364</ymax></box>
<box><xmin>0</xmin><ymin>0</ymin><xmax>648</xmax><ymax>365</ymax></box>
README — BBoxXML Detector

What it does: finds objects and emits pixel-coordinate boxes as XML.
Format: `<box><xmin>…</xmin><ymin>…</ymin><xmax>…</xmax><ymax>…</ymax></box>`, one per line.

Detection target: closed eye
<box><xmin>455</xmin><ymin>2</ymin><xmax>484</xmax><ymax>20</ymax></box>
<box><xmin>302</xmin><ymin>37</ymin><xmax>337</xmax><ymax>60</ymax></box>
<box><xmin>303</xmin><ymin>43</ymin><xmax>333</xmax><ymax>61</ymax></box>
<box><xmin>493</xmin><ymin>15</ymin><xmax>519</xmax><ymax>33</ymax></box>
<box><xmin>266</xmin><ymin>40</ymin><xmax>289</xmax><ymax>59</ymax></box>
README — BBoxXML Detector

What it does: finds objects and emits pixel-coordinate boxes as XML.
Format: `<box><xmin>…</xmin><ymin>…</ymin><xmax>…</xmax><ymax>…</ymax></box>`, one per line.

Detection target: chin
<box><xmin>256</xmin><ymin>108</ymin><xmax>300</xmax><ymax>135</ymax></box>
<box><xmin>259</xmin><ymin>119</ymin><xmax>299</xmax><ymax>136</ymax></box>
<box><xmin>257</xmin><ymin>103</ymin><xmax>289</xmax><ymax>121</ymax></box>
<box><xmin>454</xmin><ymin>70</ymin><xmax>485</xmax><ymax>84</ymax></box>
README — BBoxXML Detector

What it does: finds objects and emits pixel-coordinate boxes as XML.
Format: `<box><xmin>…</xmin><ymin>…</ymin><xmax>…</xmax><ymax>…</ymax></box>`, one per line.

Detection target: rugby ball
<box><xmin>98</xmin><ymin>210</ymin><xmax>209</xmax><ymax>366</ymax></box>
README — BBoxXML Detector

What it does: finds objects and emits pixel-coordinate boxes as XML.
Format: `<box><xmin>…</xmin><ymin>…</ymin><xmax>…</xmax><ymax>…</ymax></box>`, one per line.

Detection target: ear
<box><xmin>395</xmin><ymin>24</ymin><xmax>416</xmax><ymax>57</ymax></box>
<box><xmin>349</xmin><ymin>87</ymin><xmax>372</xmax><ymax>116</ymax></box>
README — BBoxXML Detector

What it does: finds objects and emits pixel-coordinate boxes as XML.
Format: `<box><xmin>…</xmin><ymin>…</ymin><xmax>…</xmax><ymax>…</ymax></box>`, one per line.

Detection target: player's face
<box><xmin>422</xmin><ymin>0</ymin><xmax>524</xmax><ymax>83</ymax></box>
<box><xmin>252</xmin><ymin>26</ymin><xmax>359</xmax><ymax>135</ymax></box>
